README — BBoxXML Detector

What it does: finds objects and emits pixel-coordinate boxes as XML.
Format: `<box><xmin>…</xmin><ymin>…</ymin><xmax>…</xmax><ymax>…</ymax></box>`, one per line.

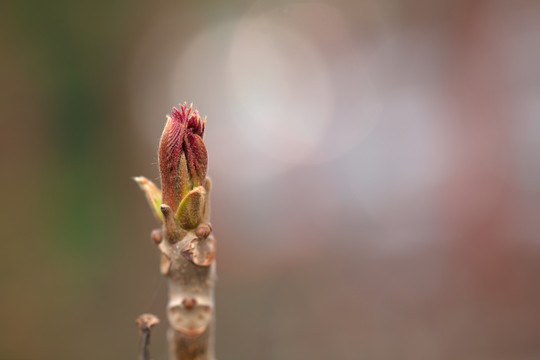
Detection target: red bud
<box><xmin>159</xmin><ymin>103</ymin><xmax>207</xmax><ymax>211</ymax></box>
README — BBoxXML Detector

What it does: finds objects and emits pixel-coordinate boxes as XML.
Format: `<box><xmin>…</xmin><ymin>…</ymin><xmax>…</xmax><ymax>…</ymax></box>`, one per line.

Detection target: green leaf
<box><xmin>175</xmin><ymin>186</ymin><xmax>206</xmax><ymax>229</ymax></box>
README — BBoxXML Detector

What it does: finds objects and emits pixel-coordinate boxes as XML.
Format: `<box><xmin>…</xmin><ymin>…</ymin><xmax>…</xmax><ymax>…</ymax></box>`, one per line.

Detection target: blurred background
<box><xmin>1</xmin><ymin>0</ymin><xmax>540</xmax><ymax>359</ymax></box>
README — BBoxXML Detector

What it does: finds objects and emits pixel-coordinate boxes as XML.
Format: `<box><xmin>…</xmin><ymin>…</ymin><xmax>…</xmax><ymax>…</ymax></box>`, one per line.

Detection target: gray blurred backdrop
<box><xmin>1</xmin><ymin>0</ymin><xmax>540</xmax><ymax>359</ymax></box>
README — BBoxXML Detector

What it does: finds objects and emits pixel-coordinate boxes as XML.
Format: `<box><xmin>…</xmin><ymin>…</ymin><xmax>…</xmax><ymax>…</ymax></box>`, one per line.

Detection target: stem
<box><xmin>136</xmin><ymin>102</ymin><xmax>214</xmax><ymax>359</ymax></box>
<box><xmin>154</xmin><ymin>182</ymin><xmax>216</xmax><ymax>360</ymax></box>
<box><xmin>135</xmin><ymin>314</ymin><xmax>160</xmax><ymax>360</ymax></box>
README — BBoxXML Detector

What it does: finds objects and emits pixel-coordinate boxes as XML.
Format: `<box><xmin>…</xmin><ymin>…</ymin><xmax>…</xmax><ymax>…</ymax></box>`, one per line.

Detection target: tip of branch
<box><xmin>160</xmin><ymin>203</ymin><xmax>172</xmax><ymax>216</ymax></box>
<box><xmin>135</xmin><ymin>313</ymin><xmax>160</xmax><ymax>332</ymax></box>
<box><xmin>136</xmin><ymin>314</ymin><xmax>160</xmax><ymax>360</ymax></box>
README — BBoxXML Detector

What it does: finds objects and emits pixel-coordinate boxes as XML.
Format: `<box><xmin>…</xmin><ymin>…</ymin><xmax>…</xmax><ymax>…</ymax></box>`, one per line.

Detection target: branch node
<box><xmin>195</xmin><ymin>223</ymin><xmax>212</xmax><ymax>239</ymax></box>
<box><xmin>151</xmin><ymin>229</ymin><xmax>162</xmax><ymax>244</ymax></box>
<box><xmin>182</xmin><ymin>297</ymin><xmax>197</xmax><ymax>309</ymax></box>
<box><xmin>181</xmin><ymin>235</ymin><xmax>216</xmax><ymax>267</ymax></box>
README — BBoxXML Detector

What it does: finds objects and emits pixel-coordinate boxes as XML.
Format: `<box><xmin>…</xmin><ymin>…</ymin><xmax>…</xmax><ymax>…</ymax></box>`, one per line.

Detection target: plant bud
<box><xmin>158</xmin><ymin>103</ymin><xmax>207</xmax><ymax>212</ymax></box>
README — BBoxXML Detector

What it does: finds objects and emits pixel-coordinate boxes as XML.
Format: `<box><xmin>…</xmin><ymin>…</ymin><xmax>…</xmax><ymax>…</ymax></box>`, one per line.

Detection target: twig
<box><xmin>136</xmin><ymin>314</ymin><xmax>160</xmax><ymax>360</ymax></box>
<box><xmin>135</xmin><ymin>103</ymin><xmax>217</xmax><ymax>360</ymax></box>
